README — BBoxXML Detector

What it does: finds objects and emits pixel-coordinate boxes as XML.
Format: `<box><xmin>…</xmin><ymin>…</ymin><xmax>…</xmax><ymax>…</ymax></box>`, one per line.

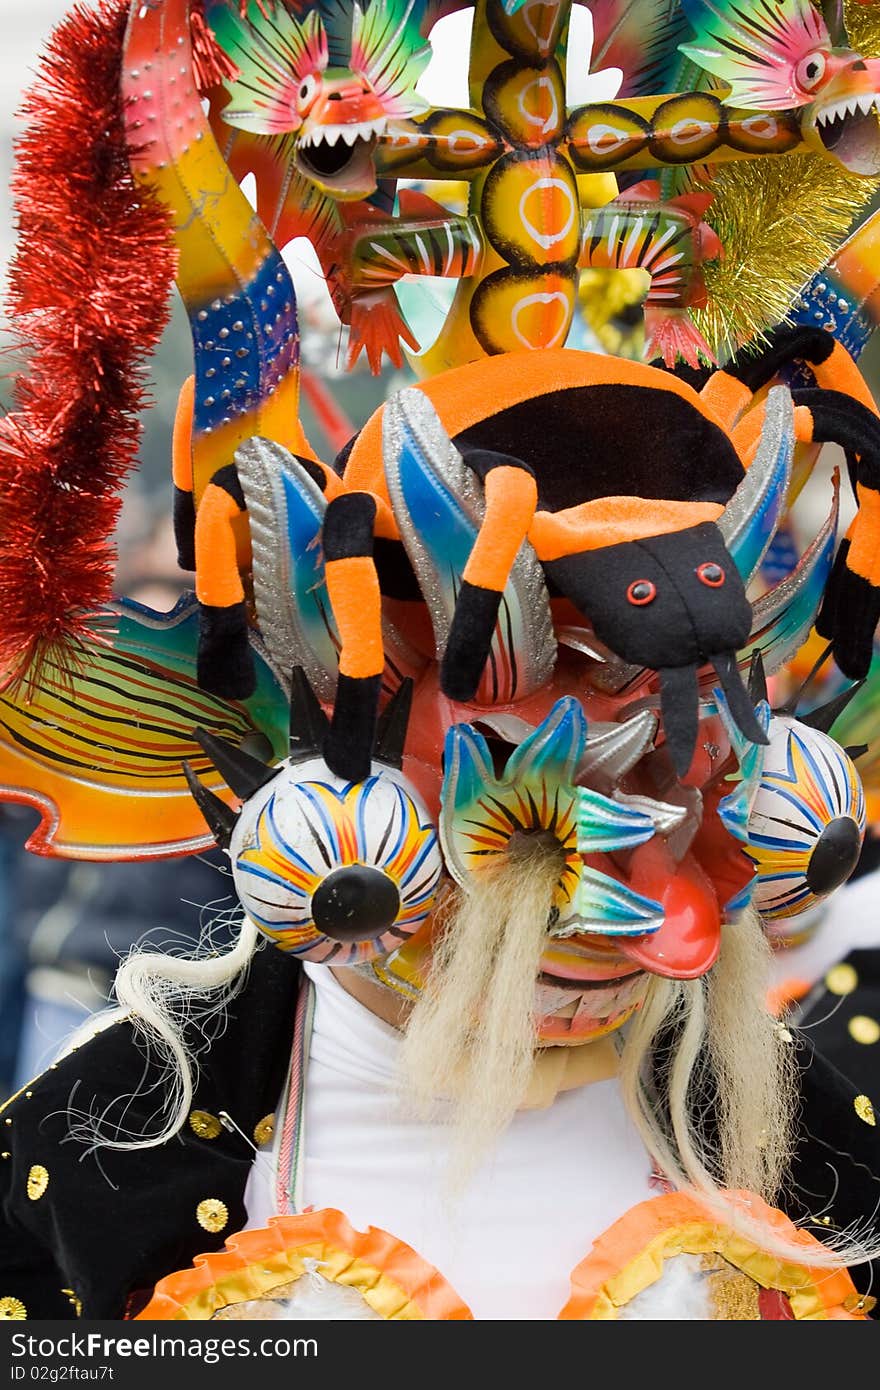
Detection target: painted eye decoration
<box><xmin>743</xmin><ymin>716</ymin><xmax>865</xmax><ymax>921</ymax></box>
<box><xmin>627</xmin><ymin>580</ymin><xmax>657</xmax><ymax>606</ymax></box>
<box><xmin>696</xmin><ymin>562</ymin><xmax>725</xmax><ymax>587</ymax></box>
<box><xmin>795</xmin><ymin>51</ymin><xmax>828</xmax><ymax>93</ymax></box>
<box><xmin>296</xmin><ymin>74</ymin><xmax>319</xmax><ymax>115</ymax></box>
<box><xmin>230</xmin><ymin>759</ymin><xmax>441</xmax><ymax>963</ymax></box>
<box><xmin>184</xmin><ymin>672</ymin><xmax>442</xmax><ymax>964</ymax></box>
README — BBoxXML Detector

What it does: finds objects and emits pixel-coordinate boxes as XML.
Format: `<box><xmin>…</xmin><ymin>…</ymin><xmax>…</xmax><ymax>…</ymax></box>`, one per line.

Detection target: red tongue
<box><xmin>615</xmin><ymin>843</ymin><xmax>722</xmax><ymax>980</ymax></box>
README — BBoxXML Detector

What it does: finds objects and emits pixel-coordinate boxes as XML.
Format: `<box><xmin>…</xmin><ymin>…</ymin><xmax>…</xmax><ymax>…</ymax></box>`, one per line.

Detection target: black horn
<box><xmin>747</xmin><ymin>650</ymin><xmax>768</xmax><ymax>706</ymax></box>
<box><xmin>776</xmin><ymin>640</ymin><xmax>834</xmax><ymax>717</ymax></box>
<box><xmin>289</xmin><ymin>666</ymin><xmax>330</xmax><ymax>760</ymax></box>
<box><xmin>374</xmin><ymin>678</ymin><xmax>414</xmax><ymax>769</ymax></box>
<box><xmin>845</xmin><ymin>743</ymin><xmax>869</xmax><ymax>762</ymax></box>
<box><xmin>193</xmin><ymin>727</ymin><xmax>277</xmax><ymax>800</ymax></box>
<box><xmin>183</xmin><ymin>761</ymin><xmax>238</xmax><ymax>849</ymax></box>
<box><xmin>800</xmin><ymin>680</ymin><xmax>865</xmax><ymax>735</ymax></box>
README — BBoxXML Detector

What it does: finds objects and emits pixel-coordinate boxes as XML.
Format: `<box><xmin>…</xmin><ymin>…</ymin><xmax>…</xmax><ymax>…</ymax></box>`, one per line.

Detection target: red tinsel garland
<box><xmin>191</xmin><ymin>3</ymin><xmax>240</xmax><ymax>92</ymax></box>
<box><xmin>189</xmin><ymin>3</ymin><xmax>296</xmax><ymax>95</ymax></box>
<box><xmin>0</xmin><ymin>0</ymin><xmax>176</xmax><ymax>686</ymax></box>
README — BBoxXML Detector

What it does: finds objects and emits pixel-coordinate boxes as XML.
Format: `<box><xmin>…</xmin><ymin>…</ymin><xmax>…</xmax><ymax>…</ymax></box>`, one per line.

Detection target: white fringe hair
<box><xmin>59</xmin><ymin>883</ymin><xmax>880</xmax><ymax>1268</ymax></box>
<box><xmin>397</xmin><ymin>847</ymin><xmax>562</xmax><ymax>1182</ymax></box>
<box><xmin>616</xmin><ymin>906</ymin><xmax>880</xmax><ymax>1268</ymax></box>
<box><xmin>62</xmin><ymin>914</ymin><xmax>261</xmax><ymax>1152</ymax></box>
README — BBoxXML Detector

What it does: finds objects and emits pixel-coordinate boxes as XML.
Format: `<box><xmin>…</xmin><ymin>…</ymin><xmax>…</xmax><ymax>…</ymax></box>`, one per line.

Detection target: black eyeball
<box><xmin>311</xmin><ymin>865</ymin><xmax>401</xmax><ymax>942</ymax></box>
<box><xmin>806</xmin><ymin>817</ymin><xmax>862</xmax><ymax>896</ymax></box>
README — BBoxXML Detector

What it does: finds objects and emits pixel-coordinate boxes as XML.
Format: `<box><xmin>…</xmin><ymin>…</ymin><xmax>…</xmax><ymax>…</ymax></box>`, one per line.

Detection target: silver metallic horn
<box><xmin>742</xmin><ymin>469</ymin><xmax>840</xmax><ymax>676</ymax></box>
<box><xmin>236</xmin><ymin>436</ymin><xmax>339</xmax><ymax>702</ymax></box>
<box><xmin>717</xmin><ymin>385</ymin><xmax>794</xmax><ymax>584</ymax></box>
<box><xmin>383</xmin><ymin>388</ymin><xmax>556</xmax><ymax>702</ymax></box>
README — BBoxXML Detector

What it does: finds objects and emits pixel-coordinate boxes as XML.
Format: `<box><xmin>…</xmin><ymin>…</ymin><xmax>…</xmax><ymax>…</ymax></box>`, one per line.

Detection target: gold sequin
<box><xmin>61</xmin><ymin>1289</ymin><xmax>82</xmax><ymax>1318</ymax></box>
<box><xmin>0</xmin><ymin>1297</ymin><xmax>26</xmax><ymax>1320</ymax></box>
<box><xmin>188</xmin><ymin>1110</ymin><xmax>222</xmax><ymax>1141</ymax></box>
<box><xmin>848</xmin><ymin>1015</ymin><xmax>880</xmax><ymax>1046</ymax></box>
<box><xmin>4</xmin><ymin>1118</ymin><xmax>11</xmax><ymax>1127</ymax></box>
<box><xmin>701</xmin><ymin>1254</ymin><xmax>761</xmax><ymax>1320</ymax></box>
<box><xmin>854</xmin><ymin>1094</ymin><xmax>876</xmax><ymax>1126</ymax></box>
<box><xmin>826</xmin><ymin>963</ymin><xmax>858</xmax><ymax>996</ymax></box>
<box><xmin>1</xmin><ymin>1154</ymin><xmax>9</xmax><ymax>1161</ymax></box>
<box><xmin>844</xmin><ymin>1292</ymin><xmax>877</xmax><ymax>1314</ymax></box>
<box><xmin>253</xmin><ymin>1113</ymin><xmax>275</xmax><ymax>1147</ymax></box>
<box><xmin>196</xmin><ymin>1198</ymin><xmax>228</xmax><ymax>1233</ymax></box>
<box><xmin>26</xmin><ymin>1165</ymin><xmax>48</xmax><ymax>1201</ymax></box>
<box><xmin>0</xmin><ymin>1075</ymin><xmax>41</xmax><ymax>1119</ymax></box>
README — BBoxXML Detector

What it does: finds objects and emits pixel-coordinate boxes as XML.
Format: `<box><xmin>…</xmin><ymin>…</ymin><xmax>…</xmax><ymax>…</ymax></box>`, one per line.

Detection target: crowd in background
<box><xmin>0</xmin><ymin>501</ymin><xmax>228</xmax><ymax>1099</ymax></box>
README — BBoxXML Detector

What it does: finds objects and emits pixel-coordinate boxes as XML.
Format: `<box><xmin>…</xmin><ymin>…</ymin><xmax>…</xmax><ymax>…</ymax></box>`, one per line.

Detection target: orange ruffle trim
<box><xmin>138</xmin><ymin>1195</ymin><xmax>867</xmax><ymax>1320</ymax></box>
<box><xmin>137</xmin><ymin>1208</ymin><xmax>472</xmax><ymax>1320</ymax></box>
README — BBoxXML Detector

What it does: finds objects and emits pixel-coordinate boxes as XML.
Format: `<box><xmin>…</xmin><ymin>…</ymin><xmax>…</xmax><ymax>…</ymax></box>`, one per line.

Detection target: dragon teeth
<box><xmin>816</xmin><ymin>93</ymin><xmax>880</xmax><ymax>125</ymax></box>
<box><xmin>302</xmin><ymin>117</ymin><xmax>388</xmax><ymax>149</ymax></box>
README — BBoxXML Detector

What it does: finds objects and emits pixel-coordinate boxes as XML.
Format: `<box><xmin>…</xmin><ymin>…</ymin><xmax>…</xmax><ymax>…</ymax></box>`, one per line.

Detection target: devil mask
<box><xmin>177</xmin><ymin>344</ymin><xmax>865</xmax><ymax>1044</ymax></box>
<box><xmin>2</xmin><ymin>337</ymin><xmax>873</xmax><ymax>1047</ymax></box>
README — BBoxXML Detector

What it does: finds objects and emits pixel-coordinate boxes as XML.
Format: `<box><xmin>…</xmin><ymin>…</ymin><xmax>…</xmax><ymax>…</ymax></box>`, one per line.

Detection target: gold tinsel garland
<box><xmin>843</xmin><ymin>0</ymin><xmax>880</xmax><ymax>58</ymax></box>
<box><xmin>693</xmin><ymin>0</ymin><xmax>880</xmax><ymax>355</ymax></box>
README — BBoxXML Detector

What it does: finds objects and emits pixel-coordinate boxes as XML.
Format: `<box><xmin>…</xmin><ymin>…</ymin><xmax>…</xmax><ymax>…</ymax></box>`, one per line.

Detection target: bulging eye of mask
<box><xmin>230</xmin><ymin>756</ymin><xmax>443</xmax><ymax>964</ymax></box>
<box><xmin>744</xmin><ymin>716</ymin><xmax>866</xmax><ymax>921</ymax></box>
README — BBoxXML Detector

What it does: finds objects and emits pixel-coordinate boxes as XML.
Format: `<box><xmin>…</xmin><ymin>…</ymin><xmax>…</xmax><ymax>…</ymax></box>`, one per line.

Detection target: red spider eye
<box><xmin>697</xmin><ymin>562</ymin><xmax>725</xmax><ymax>587</ymax></box>
<box><xmin>627</xmin><ymin>580</ymin><xmax>657</xmax><ymax>606</ymax></box>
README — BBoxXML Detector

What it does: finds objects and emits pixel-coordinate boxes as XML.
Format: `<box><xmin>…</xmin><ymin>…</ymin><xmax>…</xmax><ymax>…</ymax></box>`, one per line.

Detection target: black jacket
<box><xmin>799</xmin><ymin>948</ymin><xmax>880</xmax><ymax>1100</ymax></box>
<box><xmin>1</xmin><ymin>943</ymin><xmax>878</xmax><ymax>1320</ymax></box>
<box><xmin>0</xmin><ymin>943</ymin><xmax>298</xmax><ymax>1319</ymax></box>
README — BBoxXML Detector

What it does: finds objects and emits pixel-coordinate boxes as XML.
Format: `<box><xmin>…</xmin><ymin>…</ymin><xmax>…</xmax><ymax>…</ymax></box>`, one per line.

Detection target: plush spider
<box><xmin>182</xmin><ymin>326</ymin><xmax>880</xmax><ymax>779</ymax></box>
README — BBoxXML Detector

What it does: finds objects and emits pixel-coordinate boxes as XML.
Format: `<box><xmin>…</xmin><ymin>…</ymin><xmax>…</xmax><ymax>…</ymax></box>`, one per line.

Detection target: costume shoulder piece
<box><xmin>0</xmin><ymin>947</ymin><xmax>299</xmax><ymax>1320</ymax></box>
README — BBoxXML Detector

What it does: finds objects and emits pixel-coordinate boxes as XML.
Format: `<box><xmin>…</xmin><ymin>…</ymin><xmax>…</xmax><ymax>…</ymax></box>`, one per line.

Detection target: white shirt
<box><xmin>245</xmin><ymin>963</ymin><xmax>654</xmax><ymax>1320</ymax></box>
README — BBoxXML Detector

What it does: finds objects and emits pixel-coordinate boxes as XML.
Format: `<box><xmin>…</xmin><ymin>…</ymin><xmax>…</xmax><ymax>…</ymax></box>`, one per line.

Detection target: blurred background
<box><xmin>2</xmin><ymin>3</ymin><xmax>880</xmax><ymax>1099</ymax></box>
